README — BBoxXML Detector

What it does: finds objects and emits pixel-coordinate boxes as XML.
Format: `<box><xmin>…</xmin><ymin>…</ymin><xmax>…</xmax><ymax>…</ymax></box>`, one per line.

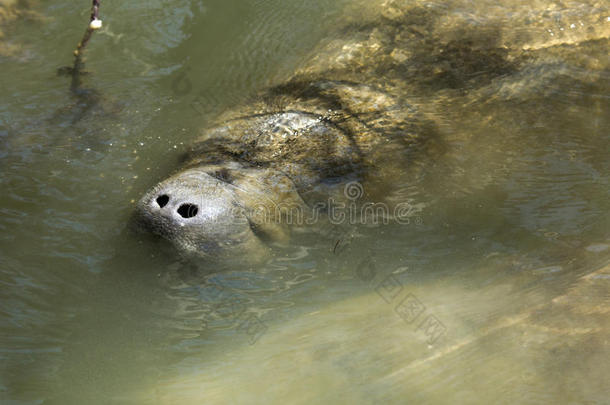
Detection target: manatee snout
<box><xmin>133</xmin><ymin>167</ymin><xmax>267</xmax><ymax>259</ymax></box>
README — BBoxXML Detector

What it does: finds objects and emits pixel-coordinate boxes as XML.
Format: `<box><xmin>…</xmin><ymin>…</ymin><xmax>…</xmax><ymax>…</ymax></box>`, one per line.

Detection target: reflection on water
<box><xmin>1</xmin><ymin>0</ymin><xmax>609</xmax><ymax>404</ymax></box>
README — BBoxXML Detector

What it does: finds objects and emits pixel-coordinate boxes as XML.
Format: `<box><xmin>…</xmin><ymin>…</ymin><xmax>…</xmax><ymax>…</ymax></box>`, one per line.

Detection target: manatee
<box><xmin>134</xmin><ymin>0</ymin><xmax>609</xmax><ymax>259</ymax></box>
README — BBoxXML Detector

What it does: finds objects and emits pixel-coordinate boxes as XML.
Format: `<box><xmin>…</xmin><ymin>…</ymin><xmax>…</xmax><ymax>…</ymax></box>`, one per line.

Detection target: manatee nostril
<box><xmin>177</xmin><ymin>203</ymin><xmax>198</xmax><ymax>218</ymax></box>
<box><xmin>156</xmin><ymin>194</ymin><xmax>170</xmax><ymax>208</ymax></box>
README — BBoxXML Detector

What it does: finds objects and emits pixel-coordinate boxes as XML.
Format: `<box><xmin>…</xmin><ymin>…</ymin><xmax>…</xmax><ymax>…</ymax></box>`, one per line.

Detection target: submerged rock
<box><xmin>0</xmin><ymin>0</ymin><xmax>40</xmax><ymax>57</ymax></box>
<box><xmin>152</xmin><ymin>258</ymin><xmax>610</xmax><ymax>404</ymax></box>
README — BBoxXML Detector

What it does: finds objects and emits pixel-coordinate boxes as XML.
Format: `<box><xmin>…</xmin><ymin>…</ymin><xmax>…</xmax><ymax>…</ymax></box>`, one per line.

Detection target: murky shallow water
<box><xmin>1</xmin><ymin>0</ymin><xmax>609</xmax><ymax>404</ymax></box>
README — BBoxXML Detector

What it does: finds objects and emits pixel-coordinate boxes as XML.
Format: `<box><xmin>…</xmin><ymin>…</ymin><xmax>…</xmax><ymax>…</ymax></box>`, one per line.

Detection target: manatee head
<box><xmin>133</xmin><ymin>110</ymin><xmax>349</xmax><ymax>261</ymax></box>
<box><xmin>133</xmin><ymin>163</ymin><xmax>275</xmax><ymax>262</ymax></box>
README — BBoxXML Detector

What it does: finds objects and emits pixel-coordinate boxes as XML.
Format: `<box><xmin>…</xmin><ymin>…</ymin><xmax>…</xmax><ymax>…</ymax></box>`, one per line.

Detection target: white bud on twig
<box><xmin>89</xmin><ymin>19</ymin><xmax>102</xmax><ymax>30</ymax></box>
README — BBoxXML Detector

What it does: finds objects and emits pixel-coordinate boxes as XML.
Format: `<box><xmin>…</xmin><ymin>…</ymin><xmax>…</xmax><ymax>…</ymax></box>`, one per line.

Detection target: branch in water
<box><xmin>63</xmin><ymin>0</ymin><xmax>103</xmax><ymax>92</ymax></box>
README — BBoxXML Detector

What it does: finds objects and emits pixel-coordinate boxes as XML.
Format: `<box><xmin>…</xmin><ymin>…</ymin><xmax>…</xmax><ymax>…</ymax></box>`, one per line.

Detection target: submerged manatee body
<box><xmin>135</xmin><ymin>0</ymin><xmax>609</xmax><ymax>259</ymax></box>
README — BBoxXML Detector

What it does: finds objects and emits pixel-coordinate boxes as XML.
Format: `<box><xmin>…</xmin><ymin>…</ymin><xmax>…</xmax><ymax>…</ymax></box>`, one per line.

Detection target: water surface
<box><xmin>1</xmin><ymin>0</ymin><xmax>609</xmax><ymax>404</ymax></box>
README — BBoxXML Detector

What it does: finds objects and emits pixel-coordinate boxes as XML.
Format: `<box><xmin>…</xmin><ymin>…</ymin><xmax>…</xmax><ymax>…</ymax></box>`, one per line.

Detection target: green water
<box><xmin>1</xmin><ymin>0</ymin><xmax>609</xmax><ymax>404</ymax></box>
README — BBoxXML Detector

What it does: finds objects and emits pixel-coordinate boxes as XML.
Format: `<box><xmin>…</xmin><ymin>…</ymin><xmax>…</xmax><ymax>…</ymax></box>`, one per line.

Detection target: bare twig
<box><xmin>60</xmin><ymin>1</ymin><xmax>102</xmax><ymax>92</ymax></box>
